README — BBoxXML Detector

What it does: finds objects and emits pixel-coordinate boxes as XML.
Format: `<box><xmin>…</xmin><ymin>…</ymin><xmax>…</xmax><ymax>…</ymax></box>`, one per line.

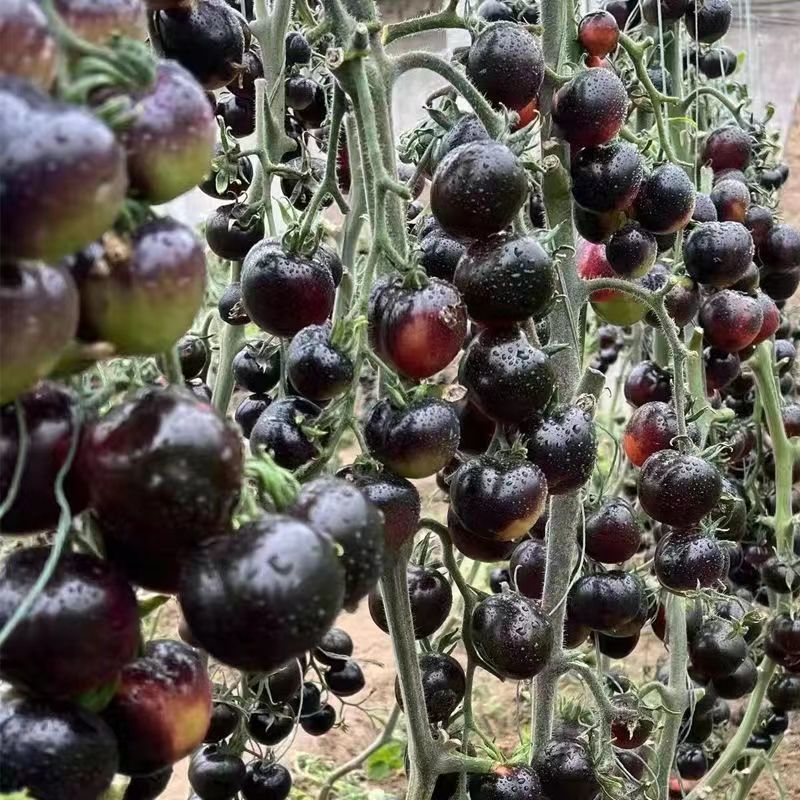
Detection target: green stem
<box><xmin>159</xmin><ymin>344</ymin><xmax>184</xmax><ymax>385</ymax></box>
<box><xmin>0</xmin><ymin>400</ymin><xmax>28</xmax><ymax>523</ymax></box>
<box><xmin>381</xmin><ymin>0</ymin><xmax>464</xmax><ymax>46</ymax></box>
<box><xmin>681</xmin><ymin>86</ymin><xmax>745</xmax><ymax>127</ymax></box>
<box><xmin>211</xmin><ymin>262</ymin><xmax>246</xmax><ymax>415</ymax></box>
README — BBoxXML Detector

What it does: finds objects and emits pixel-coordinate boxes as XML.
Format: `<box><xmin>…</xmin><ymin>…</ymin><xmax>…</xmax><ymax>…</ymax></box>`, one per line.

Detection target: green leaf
<box><xmin>0</xmin><ymin>792</ymin><xmax>33</xmax><ymax>799</ymax></box>
<box><xmin>138</xmin><ymin>594</ymin><xmax>170</xmax><ymax>619</ymax></box>
<box><xmin>75</xmin><ymin>676</ymin><xmax>120</xmax><ymax>713</ymax></box>
<box><xmin>364</xmin><ymin>740</ymin><xmax>405</xmax><ymax>781</ymax></box>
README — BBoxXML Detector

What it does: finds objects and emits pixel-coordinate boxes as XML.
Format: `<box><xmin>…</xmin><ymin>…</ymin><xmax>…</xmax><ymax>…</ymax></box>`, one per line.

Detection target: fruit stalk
<box><xmin>381</xmin><ymin>0</ymin><xmax>464</xmax><ymax>47</ymax></box>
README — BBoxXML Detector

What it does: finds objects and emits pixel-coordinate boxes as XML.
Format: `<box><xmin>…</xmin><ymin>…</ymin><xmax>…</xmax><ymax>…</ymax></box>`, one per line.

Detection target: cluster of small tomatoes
<box><xmin>1</xmin><ymin>0</ymin><xmax>800</xmax><ymax>799</ymax></box>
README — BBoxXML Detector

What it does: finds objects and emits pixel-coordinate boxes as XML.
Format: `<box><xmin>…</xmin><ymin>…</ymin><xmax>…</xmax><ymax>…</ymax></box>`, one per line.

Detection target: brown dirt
<box><xmin>162</xmin><ymin>104</ymin><xmax>800</xmax><ymax>800</ymax></box>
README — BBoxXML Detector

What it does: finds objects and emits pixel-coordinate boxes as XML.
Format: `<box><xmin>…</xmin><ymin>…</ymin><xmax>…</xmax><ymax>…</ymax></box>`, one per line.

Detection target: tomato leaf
<box><xmin>364</xmin><ymin>739</ymin><xmax>404</xmax><ymax>780</ymax></box>
<box><xmin>138</xmin><ymin>594</ymin><xmax>170</xmax><ymax>619</ymax></box>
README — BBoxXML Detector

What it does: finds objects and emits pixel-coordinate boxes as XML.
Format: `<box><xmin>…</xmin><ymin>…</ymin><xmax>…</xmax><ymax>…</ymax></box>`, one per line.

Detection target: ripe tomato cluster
<box><xmin>1</xmin><ymin>0</ymin><xmax>800</xmax><ymax>799</ymax></box>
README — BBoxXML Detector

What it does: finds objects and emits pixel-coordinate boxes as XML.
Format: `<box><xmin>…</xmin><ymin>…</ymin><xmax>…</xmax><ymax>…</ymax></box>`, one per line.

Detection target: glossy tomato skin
<box><xmin>0</xmin><ymin>384</ymin><xmax>88</xmax><ymax>534</ymax></box>
<box><xmin>369</xmin><ymin>565</ymin><xmax>452</xmax><ymax>639</ymax></box>
<box><xmin>699</xmin><ymin>290</ymin><xmax>764</xmax><ymax>353</ymax></box>
<box><xmin>638</xmin><ymin>450</ymin><xmax>722</xmax><ymax>527</ymax></box>
<box><xmin>218</xmin><ymin>281</ymin><xmax>250</xmax><ymax>325</ymax></box>
<box><xmin>622</xmin><ymin>400</ymin><xmax>700</xmax><ymax>467</ymax></box>
<box><xmin>710</xmin><ymin>178</ymin><xmax>749</xmax><ymax>223</ymax></box>
<box><xmin>242</xmin><ymin>761</ymin><xmax>293</xmax><ymax>800</ymax></box>
<box><xmin>654</xmin><ymin>531</ymin><xmax>725</xmax><ymax>592</ymax></box>
<box><xmin>396</xmin><ymin>653</ymin><xmax>465</xmax><ymax>724</ymax></box>
<box><xmin>578</xmin><ymin>10</ymin><xmax>619</xmax><ymax>56</ymax></box>
<box><xmin>570</xmin><ymin>141</ymin><xmax>643</xmax><ymax>213</ymax></box>
<box><xmin>157</xmin><ymin>0</ymin><xmax>245</xmax><ymax>88</ymax></box>
<box><xmin>469</xmin><ymin>765</ymin><xmax>544</xmax><ymax>800</ymax></box>
<box><xmin>713</xmin><ymin>657</ymin><xmax>757</xmax><ymax>699</ymax></box>
<box><xmin>338</xmin><ymin>465</ymin><xmax>421</xmax><ymax>552</ymax></box>
<box><xmin>585</xmin><ymin>498</ymin><xmax>641</xmax><ymax>563</ymax></box>
<box><xmin>684</xmin><ymin>221</ymin><xmax>754</xmax><ymax>288</ymax></box>
<box><xmin>418</xmin><ymin>229</ymin><xmax>467</xmax><ymax>282</ymax></box>
<box><xmin>228</xmin><ymin>47</ymin><xmax>263</xmax><ymax>98</ymax></box>
<box><xmin>568</xmin><ymin>571</ymin><xmax>644</xmax><ymax>633</ymax></box>
<box><xmin>606</xmin><ymin>222</ymin><xmax>657</xmax><ymax>278</ymax></box>
<box><xmin>685</xmin><ymin>0</ymin><xmax>732</xmax><ymax>43</ymax></box>
<box><xmin>759</xmin><ymin>223</ymin><xmax>800</xmax><ymax>273</ymax></box>
<box><xmin>451</xmin><ymin>395</ymin><xmax>496</xmax><ymax>455</ymax></box>
<box><xmin>179</xmin><ymin>514</ymin><xmax>345</xmax><ymax>672</ymax></box>
<box><xmin>233</xmin><ymin>345</ymin><xmax>281</xmax><ymax>394</ymax></box>
<box><xmin>510</xmin><ymin>538</ymin><xmax>547</xmax><ymax>599</ymax></box>
<box><xmin>199</xmin><ymin>143</ymin><xmax>253</xmax><ymax>198</ymax></box>
<box><xmin>431</xmin><ymin>113</ymin><xmax>489</xmax><ymax>172</ymax></box>
<box><xmin>103</xmin><ymin>639</ymin><xmax>211</xmax><ymax>776</ymax></box>
<box><xmin>459</xmin><ymin>326</ymin><xmax>555</xmax><ymax>424</ymax></box>
<box><xmin>364</xmin><ymin>398</ymin><xmax>460</xmax><ymax>479</ymax></box>
<box><xmin>122</xmin><ymin>61</ymin><xmax>216</xmax><ymax>204</ymax></box>
<box><xmin>78</xmin><ymin>219</ymin><xmax>207</xmax><ymax>356</ymax></box>
<box><xmin>702</xmin><ymin>125</ymin><xmax>752</xmax><ymax>172</ymax></box>
<box><xmin>689</xmin><ymin>618</ymin><xmax>747</xmax><ymax>680</ymax></box>
<box><xmin>521</xmin><ymin>405</ymin><xmax>597</xmax><ymax>494</ymax></box>
<box><xmin>552</xmin><ymin>67</ymin><xmax>627</xmax><ymax>147</ymax></box>
<box><xmin>368</xmin><ymin>275</ymin><xmax>467</xmax><ymax>380</ymax></box>
<box><xmin>450</xmin><ymin>454</ymin><xmax>548</xmax><ymax>542</ymax></box>
<box><xmin>246</xmin><ymin>707</ymin><xmax>294</xmax><ymax>746</ymax></box>
<box><xmin>289</xmin><ymin>477</ymin><xmax>384</xmax><ymax>610</ymax></box>
<box><xmin>533</xmin><ymin>737</ymin><xmax>600</xmax><ymax>800</ymax></box>
<box><xmin>0</xmin><ymin>694</ymin><xmax>119</xmax><ymax>800</ymax></box>
<box><xmin>123</xmin><ymin>766</ymin><xmax>173</xmax><ymax>800</ymax></box>
<box><xmin>286</xmin><ymin>324</ymin><xmax>354</xmax><ymax>402</ymax></box>
<box><xmin>692</xmin><ymin>192</ymin><xmax>718</xmax><ymax>223</ymax></box>
<box><xmin>0</xmin><ymin>0</ymin><xmax>58</xmax><ymax>90</ymax></box>
<box><xmin>0</xmin><ymin>78</ymin><xmax>128</xmax><ymax>262</ymax></box>
<box><xmin>466</xmin><ymin>23</ymin><xmax>544</xmax><ymax>111</ymax></box>
<box><xmin>82</xmin><ymin>388</ymin><xmax>243</xmax><ymax>592</ymax></box>
<box><xmin>573</xmin><ymin>206</ymin><xmax>626</xmax><ymax>244</ymax></box>
<box><xmin>188</xmin><ymin>746</ymin><xmax>245</xmax><ymax>800</ymax></box>
<box><xmin>234</xmin><ymin>394</ymin><xmax>269</xmax><ymax>438</ymax></box>
<box><xmin>454</xmin><ymin>232</ymin><xmax>556</xmax><ymax>324</ymax></box>
<box><xmin>242</xmin><ymin>240</ymin><xmax>335</xmax><ymax>338</ymax></box>
<box><xmin>0</xmin><ymin>547</ymin><xmax>139</xmax><ymax>699</ymax></box>
<box><xmin>624</xmin><ymin>360</ymin><xmax>671</xmax><ymax>406</ymax></box>
<box><xmin>633</xmin><ymin>163</ymin><xmax>696</xmax><ymax>234</ymax></box>
<box><xmin>204</xmin><ymin>702</ymin><xmax>239</xmax><ymax>743</ymax></box>
<box><xmin>471</xmin><ymin>592</ymin><xmax>553</xmax><ymax>679</ymax></box>
<box><xmin>642</xmin><ymin>0</ymin><xmax>689</xmax><ymax>23</ymax></box>
<box><xmin>447</xmin><ymin>509</ymin><xmax>518</xmax><ymax>562</ymax></box>
<box><xmin>430</xmin><ymin>140</ymin><xmax>528</xmax><ymax>240</ymax></box>
<box><xmin>206</xmin><ymin>203</ymin><xmax>265</xmax><ymax>261</ymax></box>
<box><xmin>249</xmin><ymin>396</ymin><xmax>324</xmax><ymax>469</ymax></box>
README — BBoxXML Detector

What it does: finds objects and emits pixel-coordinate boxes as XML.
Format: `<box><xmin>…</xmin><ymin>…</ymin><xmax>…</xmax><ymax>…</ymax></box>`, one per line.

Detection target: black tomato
<box><xmin>705</xmin><ymin>347</ymin><xmax>741</xmax><ymax>391</ymax></box>
<box><xmin>430</xmin><ymin>140</ymin><xmax>528</xmax><ymax>240</ymax></box>
<box><xmin>337</xmin><ymin>465</ymin><xmax>421</xmax><ymax>552</ymax></box>
<box><xmin>520</xmin><ymin>405</ymin><xmax>597</xmax><ymax>494</ymax></box>
<box><xmin>82</xmin><ymin>389</ymin><xmax>242</xmax><ymax>592</ymax></box>
<box><xmin>712</xmin><ymin>657</ymin><xmax>757</xmax><ymax>700</ymax></box>
<box><xmin>234</xmin><ymin>394</ymin><xmax>271</xmax><ymax>438</ymax></box>
<box><xmin>689</xmin><ymin>618</ymin><xmax>747</xmax><ymax>680</ymax></box>
<box><xmin>606</xmin><ymin>222</ymin><xmax>657</xmax><ymax>278</ymax></box>
<box><xmin>710</xmin><ymin>178</ymin><xmax>750</xmax><ymax>223</ymax></box>
<box><xmin>533</xmin><ymin>737</ymin><xmax>600</xmax><ymax>800</ymax></box>
<box><xmin>0</xmin><ymin>261</ymin><xmax>78</xmax><ymax>405</ymax></box>
<box><xmin>286</xmin><ymin>323</ymin><xmax>354</xmax><ymax>403</ymax></box>
<box><xmin>573</xmin><ymin>206</ymin><xmax>626</xmax><ymax>244</ymax></box>
<box><xmin>642</xmin><ymin>0</ymin><xmax>689</xmax><ymax>23</ymax></box>
<box><xmin>475</xmin><ymin>0</ymin><xmax>514</xmax><ymax>20</ymax></box>
<box><xmin>685</xmin><ymin>0</ymin><xmax>732</xmax><ymax>43</ymax></box>
<box><xmin>768</xmin><ymin>673</ymin><xmax>800</xmax><ymax>711</ymax></box>
<box><xmin>364</xmin><ymin>398</ymin><xmax>460</xmax><ymax>479</ymax></box>
<box><xmin>510</xmin><ymin>538</ymin><xmax>548</xmax><ymax>599</ymax></box>
<box><xmin>369</xmin><ymin>565</ymin><xmax>452</xmax><ymax>640</ymax></box>
<box><xmin>178</xmin><ymin>336</ymin><xmax>208</xmax><ymax>379</ymax></box>
<box><xmin>759</xmin><ymin>223</ymin><xmax>800</xmax><ymax>273</ymax></box>
<box><xmin>178</xmin><ymin>514</ymin><xmax>345</xmax><ymax>672</ymax></box>
<box><xmin>759</xmin><ymin>267</ymin><xmax>800</xmax><ymax>302</ymax></box>
<box><xmin>249</xmin><ymin>396</ymin><xmax>325</xmax><ymax>469</ymax></box>
<box><xmin>684</xmin><ymin>221</ymin><xmax>754</xmax><ymax>288</ymax></box>
<box><xmin>189</xmin><ymin>746</ymin><xmax>246</xmax><ymax>800</ymax></box>
<box><xmin>699</xmin><ymin>289</ymin><xmax>764</xmax><ymax>353</ymax></box>
<box><xmin>578</xmin><ymin>9</ymin><xmax>620</xmax><ymax>56</ymax></box>
<box><xmin>206</xmin><ymin>203</ymin><xmax>265</xmax><ymax>261</ymax></box>
<box><xmin>624</xmin><ymin>360</ymin><xmax>671</xmax><ymax>407</ymax></box>
<box><xmin>199</xmin><ymin>144</ymin><xmax>253</xmax><ymax>198</ymax></box>
<box><xmin>451</xmin><ymin>395</ymin><xmax>496</xmax><ymax>455</ymax></box>
<box><xmin>325</xmin><ymin>660</ymin><xmax>365</xmax><ymax>697</ymax></box>
<box><xmin>449</xmin><ymin>454</ymin><xmax>548</xmax><ymax>542</ymax></box>
<box><xmin>246</xmin><ymin>708</ymin><xmax>294</xmax><ymax>746</ymax></box>
<box><xmin>622</xmin><ymin>400</ymin><xmax>699</xmax><ymax>467</ymax></box>
<box><xmin>676</xmin><ymin>743</ymin><xmax>708</xmax><ymax>780</ymax></box>
<box><xmin>218</xmin><ymin>282</ymin><xmax>251</xmax><ymax>326</ymax></box>
<box><xmin>454</xmin><ymin>232</ymin><xmax>556</xmax><ymax>324</ymax></box>
<box><xmin>702</xmin><ymin>125</ymin><xmax>751</xmax><ymax>172</ymax></box>
<box><xmin>552</xmin><ymin>67</ymin><xmax>628</xmax><ymax>148</ymax></box>
<box><xmin>242</xmin><ymin>761</ymin><xmax>292</xmax><ymax>800</ymax></box>
<box><xmin>0</xmin><ymin>695</ymin><xmax>119</xmax><ymax>800</ymax></box>
<box><xmin>469</xmin><ymin>765</ymin><xmax>544</xmax><ymax>800</ymax></box>
<box><xmin>471</xmin><ymin>592</ymin><xmax>553</xmax><ymax>680</ymax></box>
<box><xmin>447</xmin><ymin>509</ymin><xmax>518</xmax><ymax>562</ymax></box>
<box><xmin>0</xmin><ymin>384</ymin><xmax>88</xmax><ymax>534</ymax></box>
<box><xmin>598</xmin><ymin>631</ymin><xmax>640</xmax><ymax>658</ymax></box>
<box><xmin>692</xmin><ymin>192</ymin><xmax>719</xmax><ymax>223</ymax></box>
<box><xmin>466</xmin><ymin>23</ymin><xmax>544</xmax><ymax>112</ymax></box>
<box><xmin>314</xmin><ymin>627</ymin><xmax>354</xmax><ymax>667</ymax></box>
<box><xmin>228</xmin><ymin>47</ymin><xmax>263</xmax><ymax>98</ymax></box>
<box><xmin>285</xmin><ymin>30</ymin><xmax>311</xmax><ymax>64</ymax></box>
<box><xmin>156</xmin><ymin>0</ymin><xmax>245</xmax><ymax>89</ymax></box>
<box><xmin>77</xmin><ymin>218</ymin><xmax>207</xmax><ymax>357</ymax></box>
<box><xmin>368</xmin><ymin>275</ymin><xmax>467</xmax><ymax>380</ymax></box>
<box><xmin>396</xmin><ymin>652</ymin><xmax>465</xmax><ymax>724</ymax></box>
<box><xmin>123</xmin><ymin>766</ymin><xmax>173</xmax><ymax>800</ymax></box>
<box><xmin>654</xmin><ymin>531</ymin><xmax>725</xmax><ymax>592</ymax></box>
<box><xmin>568</xmin><ymin>571</ymin><xmax>644</xmax><ymax>633</ymax></box>
<box><xmin>584</xmin><ymin>497</ymin><xmax>641</xmax><ymax>563</ymax></box>
<box><xmin>638</xmin><ymin>450</ymin><xmax>722</xmax><ymax>527</ymax></box>
<box><xmin>633</xmin><ymin>163</ymin><xmax>696</xmax><ymax>234</ymax></box>
<box><xmin>241</xmin><ymin>240</ymin><xmax>335</xmax><ymax>338</ymax></box>
<box><xmin>609</xmin><ymin>695</ymin><xmax>654</xmax><ymax>749</ymax></box>
<box><xmin>431</xmin><ymin>113</ymin><xmax>489</xmax><ymax>172</ymax></box>
<box><xmin>289</xmin><ymin>477</ymin><xmax>384</xmax><ymax>610</ymax></box>
<box><xmin>233</xmin><ymin>345</ymin><xmax>281</xmax><ymax>394</ymax></box>
<box><xmin>570</xmin><ymin>141</ymin><xmax>643</xmax><ymax>213</ymax></box>
<box><xmin>760</xmin><ymin>557</ymin><xmax>800</xmax><ymax>595</ymax></box>
<box><xmin>300</xmin><ymin>703</ymin><xmax>336</xmax><ymax>735</ymax></box>
<box><xmin>459</xmin><ymin>326</ymin><xmax>555</xmax><ymax>424</ymax></box>
<box><xmin>0</xmin><ymin>547</ymin><xmax>139</xmax><ymax>700</ymax></box>
<box><xmin>103</xmin><ymin>639</ymin><xmax>212</xmax><ymax>776</ymax></box>
<box><xmin>122</xmin><ymin>61</ymin><xmax>216</xmax><ymax>205</ymax></box>
<box><xmin>699</xmin><ymin>46</ymin><xmax>737</xmax><ymax>77</ymax></box>
<box><xmin>644</xmin><ymin>263</ymin><xmax>701</xmax><ymax>327</ymax></box>
<box><xmin>204</xmin><ymin>702</ymin><xmax>239</xmax><ymax>743</ymax></box>
<box><xmin>418</xmin><ymin>229</ymin><xmax>467</xmax><ymax>282</ymax></box>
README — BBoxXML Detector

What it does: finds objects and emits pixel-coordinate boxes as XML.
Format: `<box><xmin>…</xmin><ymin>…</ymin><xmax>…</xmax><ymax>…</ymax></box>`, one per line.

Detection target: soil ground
<box><xmin>162</xmin><ymin>103</ymin><xmax>800</xmax><ymax>800</ymax></box>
